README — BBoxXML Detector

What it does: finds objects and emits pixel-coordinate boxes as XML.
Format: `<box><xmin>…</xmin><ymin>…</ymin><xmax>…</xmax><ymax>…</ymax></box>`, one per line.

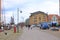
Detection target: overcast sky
<box><xmin>2</xmin><ymin>0</ymin><xmax>59</xmax><ymax>24</ymax></box>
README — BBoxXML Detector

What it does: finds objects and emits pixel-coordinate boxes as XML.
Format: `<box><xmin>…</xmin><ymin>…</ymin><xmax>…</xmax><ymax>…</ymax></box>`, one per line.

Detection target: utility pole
<box><xmin>59</xmin><ymin>0</ymin><xmax>60</xmax><ymax>16</ymax></box>
<box><xmin>4</xmin><ymin>12</ymin><xmax>6</xmax><ymax>25</ymax></box>
<box><xmin>0</xmin><ymin>0</ymin><xmax>1</xmax><ymax>27</ymax></box>
<box><xmin>2</xmin><ymin>10</ymin><xmax>5</xmax><ymax>26</ymax></box>
<box><xmin>59</xmin><ymin>6</ymin><xmax>60</xmax><ymax>16</ymax></box>
<box><xmin>13</xmin><ymin>12</ymin><xmax>14</xmax><ymax>24</ymax></box>
<box><xmin>17</xmin><ymin>8</ymin><xmax>19</xmax><ymax>33</ymax></box>
<box><xmin>3</xmin><ymin>5</ymin><xmax>6</xmax><ymax>26</ymax></box>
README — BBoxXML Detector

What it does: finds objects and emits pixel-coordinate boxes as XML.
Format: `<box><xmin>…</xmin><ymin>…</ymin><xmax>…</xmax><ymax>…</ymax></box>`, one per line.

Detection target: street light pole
<box><xmin>17</xmin><ymin>8</ymin><xmax>19</xmax><ymax>33</ymax></box>
<box><xmin>0</xmin><ymin>0</ymin><xmax>1</xmax><ymax>26</ymax></box>
<box><xmin>17</xmin><ymin>8</ymin><xmax>19</xmax><ymax>23</ymax></box>
<box><xmin>59</xmin><ymin>0</ymin><xmax>60</xmax><ymax>16</ymax></box>
<box><xmin>3</xmin><ymin>7</ymin><xmax>6</xmax><ymax>26</ymax></box>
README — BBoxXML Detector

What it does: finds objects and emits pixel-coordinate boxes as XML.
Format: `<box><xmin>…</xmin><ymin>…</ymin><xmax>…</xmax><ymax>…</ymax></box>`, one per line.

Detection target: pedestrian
<box><xmin>28</xmin><ymin>25</ymin><xmax>30</xmax><ymax>30</ymax></box>
<box><xmin>30</xmin><ymin>25</ymin><xmax>33</xmax><ymax>30</ymax></box>
<box><xmin>1</xmin><ymin>26</ymin><xmax>4</xmax><ymax>31</ymax></box>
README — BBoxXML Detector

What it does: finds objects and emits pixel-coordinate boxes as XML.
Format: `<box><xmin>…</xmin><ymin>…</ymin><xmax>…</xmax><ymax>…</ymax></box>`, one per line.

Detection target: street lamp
<box><xmin>17</xmin><ymin>8</ymin><xmax>19</xmax><ymax>33</ymax></box>
<box><xmin>17</xmin><ymin>8</ymin><xmax>22</xmax><ymax>33</ymax></box>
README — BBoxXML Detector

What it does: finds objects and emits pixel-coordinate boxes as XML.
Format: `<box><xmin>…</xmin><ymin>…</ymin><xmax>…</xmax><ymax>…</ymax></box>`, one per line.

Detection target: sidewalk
<box><xmin>0</xmin><ymin>28</ymin><xmax>22</xmax><ymax>40</ymax></box>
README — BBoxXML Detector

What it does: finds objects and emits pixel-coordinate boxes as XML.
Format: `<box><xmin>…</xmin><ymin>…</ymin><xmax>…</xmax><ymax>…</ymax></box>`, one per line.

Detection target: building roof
<box><xmin>30</xmin><ymin>11</ymin><xmax>48</xmax><ymax>17</ymax></box>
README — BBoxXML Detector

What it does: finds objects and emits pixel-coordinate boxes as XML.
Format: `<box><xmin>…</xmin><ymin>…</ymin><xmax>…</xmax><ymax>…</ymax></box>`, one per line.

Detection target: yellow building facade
<box><xmin>29</xmin><ymin>11</ymin><xmax>48</xmax><ymax>25</ymax></box>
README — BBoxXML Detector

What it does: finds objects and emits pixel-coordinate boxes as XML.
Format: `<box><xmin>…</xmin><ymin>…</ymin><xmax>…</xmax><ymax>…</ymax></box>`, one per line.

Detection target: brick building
<box><xmin>48</xmin><ymin>14</ymin><xmax>60</xmax><ymax>25</ymax></box>
<box><xmin>29</xmin><ymin>11</ymin><xmax>48</xmax><ymax>25</ymax></box>
<box><xmin>48</xmin><ymin>14</ymin><xmax>58</xmax><ymax>22</ymax></box>
<box><xmin>58</xmin><ymin>16</ymin><xmax>60</xmax><ymax>25</ymax></box>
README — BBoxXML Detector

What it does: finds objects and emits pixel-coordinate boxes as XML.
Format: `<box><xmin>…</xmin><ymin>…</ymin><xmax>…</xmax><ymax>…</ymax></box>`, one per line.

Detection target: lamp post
<box><xmin>17</xmin><ymin>8</ymin><xmax>19</xmax><ymax>33</ymax></box>
<box><xmin>17</xmin><ymin>8</ymin><xmax>23</xmax><ymax>32</ymax></box>
<box><xmin>0</xmin><ymin>0</ymin><xmax>1</xmax><ymax>27</ymax></box>
<box><xmin>59</xmin><ymin>0</ymin><xmax>60</xmax><ymax>16</ymax></box>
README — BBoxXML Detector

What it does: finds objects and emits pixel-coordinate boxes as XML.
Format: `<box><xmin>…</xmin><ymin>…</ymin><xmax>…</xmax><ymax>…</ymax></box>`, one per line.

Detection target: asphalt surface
<box><xmin>17</xmin><ymin>27</ymin><xmax>60</xmax><ymax>40</ymax></box>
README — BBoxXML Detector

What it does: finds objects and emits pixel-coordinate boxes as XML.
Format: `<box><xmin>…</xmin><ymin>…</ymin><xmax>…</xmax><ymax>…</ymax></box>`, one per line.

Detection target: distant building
<box><xmin>48</xmin><ymin>14</ymin><xmax>58</xmax><ymax>24</ymax></box>
<box><xmin>25</xmin><ymin>18</ymin><xmax>30</xmax><ymax>26</ymax></box>
<box><xmin>17</xmin><ymin>22</ymin><xmax>25</xmax><ymax>27</ymax></box>
<box><xmin>29</xmin><ymin>11</ymin><xmax>48</xmax><ymax>25</ymax></box>
<box><xmin>10</xmin><ymin>17</ymin><xmax>14</xmax><ymax>25</ymax></box>
<box><xmin>58</xmin><ymin>16</ymin><xmax>60</xmax><ymax>25</ymax></box>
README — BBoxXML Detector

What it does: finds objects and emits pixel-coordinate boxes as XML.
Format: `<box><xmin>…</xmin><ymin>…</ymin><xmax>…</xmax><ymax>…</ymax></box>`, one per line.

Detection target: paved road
<box><xmin>17</xmin><ymin>27</ymin><xmax>60</xmax><ymax>40</ymax></box>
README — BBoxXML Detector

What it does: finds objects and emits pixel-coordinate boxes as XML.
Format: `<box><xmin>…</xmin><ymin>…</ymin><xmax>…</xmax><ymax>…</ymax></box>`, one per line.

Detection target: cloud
<box><xmin>2</xmin><ymin>0</ymin><xmax>59</xmax><ymax>24</ymax></box>
<box><xmin>2</xmin><ymin>11</ymin><xmax>13</xmax><ymax>23</ymax></box>
<box><xmin>40</xmin><ymin>1</ymin><xmax>59</xmax><ymax>14</ymax></box>
<box><xmin>2</xmin><ymin>0</ymin><xmax>27</xmax><ymax>9</ymax></box>
<box><xmin>2</xmin><ymin>0</ymin><xmax>37</xmax><ymax>10</ymax></box>
<box><xmin>21</xmin><ymin>0</ymin><xmax>59</xmax><ymax>14</ymax></box>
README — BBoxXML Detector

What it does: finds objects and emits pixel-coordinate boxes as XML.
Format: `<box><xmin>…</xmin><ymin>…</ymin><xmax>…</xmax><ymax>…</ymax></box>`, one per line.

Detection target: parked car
<box><xmin>31</xmin><ymin>24</ymin><xmax>36</xmax><ymax>27</ymax></box>
<box><xmin>48</xmin><ymin>22</ymin><xmax>52</xmax><ymax>27</ymax></box>
<box><xmin>50</xmin><ymin>27</ymin><xmax>59</xmax><ymax>31</ymax></box>
<box><xmin>49</xmin><ymin>22</ymin><xmax>58</xmax><ymax>27</ymax></box>
<box><xmin>30</xmin><ymin>24</ymin><xmax>36</xmax><ymax>29</ymax></box>
<box><xmin>37</xmin><ymin>24</ymin><xmax>41</xmax><ymax>27</ymax></box>
<box><xmin>40</xmin><ymin>22</ymin><xmax>49</xmax><ymax>29</ymax></box>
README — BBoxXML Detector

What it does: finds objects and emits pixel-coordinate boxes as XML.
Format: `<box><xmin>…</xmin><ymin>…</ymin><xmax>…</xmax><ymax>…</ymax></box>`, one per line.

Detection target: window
<box><xmin>52</xmin><ymin>16</ymin><xmax>57</xmax><ymax>21</ymax></box>
<box><xmin>33</xmin><ymin>16</ymin><xmax>37</xmax><ymax>22</ymax></box>
<box><xmin>43</xmin><ymin>15</ymin><xmax>46</xmax><ymax>17</ymax></box>
<box><xmin>34</xmin><ymin>16</ymin><xmax>37</xmax><ymax>19</ymax></box>
<box><xmin>34</xmin><ymin>19</ymin><xmax>37</xmax><ymax>22</ymax></box>
<box><xmin>39</xmin><ymin>17</ymin><xmax>41</xmax><ymax>21</ymax></box>
<box><xmin>43</xmin><ymin>17</ymin><xmax>45</xmax><ymax>19</ymax></box>
<box><xmin>43</xmin><ymin>19</ymin><xmax>46</xmax><ymax>21</ymax></box>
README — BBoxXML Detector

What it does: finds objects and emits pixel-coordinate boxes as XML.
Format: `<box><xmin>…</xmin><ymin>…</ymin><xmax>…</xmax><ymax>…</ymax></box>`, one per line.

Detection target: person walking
<box><xmin>28</xmin><ymin>25</ymin><xmax>30</xmax><ymax>30</ymax></box>
<box><xmin>1</xmin><ymin>26</ymin><xmax>4</xmax><ymax>31</ymax></box>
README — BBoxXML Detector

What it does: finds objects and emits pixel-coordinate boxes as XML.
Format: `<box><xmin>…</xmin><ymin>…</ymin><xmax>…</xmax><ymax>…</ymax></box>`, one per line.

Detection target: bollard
<box><xmin>14</xmin><ymin>26</ymin><xmax>16</xmax><ymax>33</ymax></box>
